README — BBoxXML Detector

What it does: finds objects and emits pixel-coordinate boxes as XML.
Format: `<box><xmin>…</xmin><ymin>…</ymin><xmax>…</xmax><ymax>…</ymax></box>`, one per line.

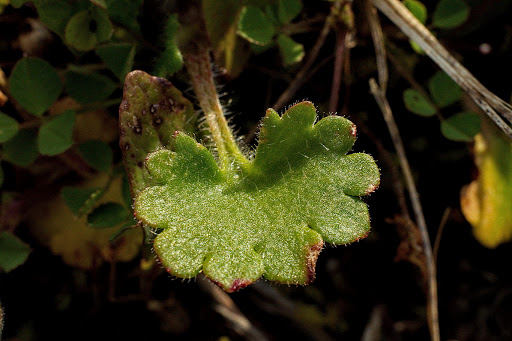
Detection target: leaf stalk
<box><xmin>178</xmin><ymin>0</ymin><xmax>248</xmax><ymax>173</ymax></box>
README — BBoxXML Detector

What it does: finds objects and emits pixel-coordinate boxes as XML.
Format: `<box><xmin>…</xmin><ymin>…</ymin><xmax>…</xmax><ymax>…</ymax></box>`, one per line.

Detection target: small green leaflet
<box><xmin>0</xmin><ymin>231</ymin><xmax>31</xmax><ymax>272</ymax></box>
<box><xmin>38</xmin><ymin>110</ymin><xmax>76</xmax><ymax>156</ymax></box>
<box><xmin>9</xmin><ymin>58</ymin><xmax>62</xmax><ymax>116</ymax></box>
<box><xmin>0</xmin><ymin>112</ymin><xmax>19</xmax><ymax>143</ymax></box>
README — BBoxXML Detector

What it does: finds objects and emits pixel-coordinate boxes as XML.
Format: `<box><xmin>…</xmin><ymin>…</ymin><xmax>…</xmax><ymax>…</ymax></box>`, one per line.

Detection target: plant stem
<box><xmin>371</xmin><ymin>0</ymin><xmax>512</xmax><ymax>139</ymax></box>
<box><xmin>369</xmin><ymin>78</ymin><xmax>440</xmax><ymax>341</ymax></box>
<box><xmin>179</xmin><ymin>0</ymin><xmax>248</xmax><ymax>172</ymax></box>
<box><xmin>273</xmin><ymin>0</ymin><xmax>344</xmax><ymax>111</ymax></box>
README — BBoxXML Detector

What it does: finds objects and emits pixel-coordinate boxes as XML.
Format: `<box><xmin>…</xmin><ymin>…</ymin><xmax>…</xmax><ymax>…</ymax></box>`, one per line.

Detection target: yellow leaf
<box><xmin>49</xmin><ymin>96</ymin><xmax>118</xmax><ymax>143</ymax></box>
<box><xmin>27</xmin><ymin>175</ymin><xmax>142</xmax><ymax>269</ymax></box>
<box><xmin>461</xmin><ymin>119</ymin><xmax>512</xmax><ymax>248</ymax></box>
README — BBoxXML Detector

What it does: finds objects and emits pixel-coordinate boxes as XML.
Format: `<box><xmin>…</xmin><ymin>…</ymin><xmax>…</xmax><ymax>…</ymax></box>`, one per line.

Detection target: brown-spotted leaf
<box><xmin>119</xmin><ymin>71</ymin><xmax>196</xmax><ymax>196</ymax></box>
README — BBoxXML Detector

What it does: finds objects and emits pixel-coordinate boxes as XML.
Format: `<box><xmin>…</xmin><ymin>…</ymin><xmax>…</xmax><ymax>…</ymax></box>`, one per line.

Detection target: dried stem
<box><xmin>273</xmin><ymin>0</ymin><xmax>345</xmax><ymax>111</ymax></box>
<box><xmin>197</xmin><ymin>275</ymin><xmax>268</xmax><ymax>341</ymax></box>
<box><xmin>365</xmin><ymin>0</ymin><xmax>388</xmax><ymax>92</ymax></box>
<box><xmin>371</xmin><ymin>0</ymin><xmax>512</xmax><ymax>138</ymax></box>
<box><xmin>329</xmin><ymin>29</ymin><xmax>347</xmax><ymax>113</ymax></box>
<box><xmin>433</xmin><ymin>207</ymin><xmax>451</xmax><ymax>266</ymax></box>
<box><xmin>369</xmin><ymin>78</ymin><xmax>440</xmax><ymax>341</ymax></box>
<box><xmin>386</xmin><ymin>50</ymin><xmax>439</xmax><ymax>116</ymax></box>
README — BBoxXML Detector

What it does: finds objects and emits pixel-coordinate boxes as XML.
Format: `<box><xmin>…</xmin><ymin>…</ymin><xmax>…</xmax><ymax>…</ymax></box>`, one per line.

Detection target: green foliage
<box><xmin>65</xmin><ymin>70</ymin><xmax>117</xmax><ymax>104</ymax></box>
<box><xmin>95</xmin><ymin>43</ymin><xmax>136</xmax><ymax>80</ymax></box>
<box><xmin>87</xmin><ymin>202</ymin><xmax>131</xmax><ymax>228</ymax></box>
<box><xmin>403</xmin><ymin>88</ymin><xmax>436</xmax><ymax>116</ymax></box>
<box><xmin>277</xmin><ymin>34</ymin><xmax>305</xmax><ymax>65</ymax></box>
<box><xmin>105</xmin><ymin>0</ymin><xmax>142</xmax><ymax>33</ymax></box>
<box><xmin>90</xmin><ymin>0</ymin><xmax>107</xmax><ymax>9</ymax></box>
<box><xmin>77</xmin><ymin>140</ymin><xmax>113</xmax><ymax>172</ymax></box>
<box><xmin>134</xmin><ymin>102</ymin><xmax>379</xmax><ymax>292</ymax></box>
<box><xmin>153</xmin><ymin>14</ymin><xmax>184</xmax><ymax>77</ymax></box>
<box><xmin>428</xmin><ymin>71</ymin><xmax>462</xmax><ymax>108</ymax></box>
<box><xmin>403</xmin><ymin>0</ymin><xmax>427</xmax><ymax>24</ymax></box>
<box><xmin>441</xmin><ymin>112</ymin><xmax>481</xmax><ymax>141</ymax></box>
<box><xmin>403</xmin><ymin>69</ymin><xmax>476</xmax><ymax>142</ymax></box>
<box><xmin>0</xmin><ymin>231</ymin><xmax>31</xmax><ymax>272</ymax></box>
<box><xmin>33</xmin><ymin>0</ymin><xmax>74</xmax><ymax>36</ymax></box>
<box><xmin>61</xmin><ymin>186</ymin><xmax>104</xmax><ymax>216</ymax></box>
<box><xmin>3</xmin><ymin>129</ymin><xmax>39</xmax><ymax>166</ymax></box>
<box><xmin>432</xmin><ymin>0</ymin><xmax>469</xmax><ymax>29</ymax></box>
<box><xmin>237</xmin><ymin>0</ymin><xmax>304</xmax><ymax>66</ymax></box>
<box><xmin>9</xmin><ymin>58</ymin><xmax>62</xmax><ymax>116</ymax></box>
<box><xmin>238</xmin><ymin>6</ymin><xmax>275</xmax><ymax>45</ymax></box>
<box><xmin>9</xmin><ymin>0</ymin><xmax>30</xmax><ymax>8</ymax></box>
<box><xmin>203</xmin><ymin>0</ymin><xmax>241</xmax><ymax>48</ymax></box>
<box><xmin>37</xmin><ymin>110</ymin><xmax>76</xmax><ymax>156</ymax></box>
<box><xmin>64</xmin><ymin>7</ymin><xmax>113</xmax><ymax>51</ymax></box>
<box><xmin>0</xmin><ymin>112</ymin><xmax>19</xmax><ymax>143</ymax></box>
<box><xmin>277</xmin><ymin>0</ymin><xmax>302</xmax><ymax>24</ymax></box>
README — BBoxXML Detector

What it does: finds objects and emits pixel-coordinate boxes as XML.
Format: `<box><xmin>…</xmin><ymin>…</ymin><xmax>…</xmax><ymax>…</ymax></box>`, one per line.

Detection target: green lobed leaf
<box><xmin>403</xmin><ymin>0</ymin><xmax>427</xmax><ymax>24</ymax></box>
<box><xmin>96</xmin><ymin>43</ymin><xmax>136</xmax><ymax>80</ymax></box>
<box><xmin>65</xmin><ymin>7</ymin><xmax>113</xmax><ymax>51</ymax></box>
<box><xmin>428</xmin><ymin>71</ymin><xmax>463</xmax><ymax>108</ymax></box>
<box><xmin>38</xmin><ymin>110</ymin><xmax>76</xmax><ymax>156</ymax></box>
<box><xmin>77</xmin><ymin>140</ymin><xmax>113</xmax><ymax>172</ymax></box>
<box><xmin>278</xmin><ymin>0</ymin><xmax>302</xmax><ymax>24</ymax></box>
<box><xmin>441</xmin><ymin>112</ymin><xmax>481</xmax><ymax>142</ymax></box>
<box><xmin>87</xmin><ymin>202</ymin><xmax>130</xmax><ymax>228</ymax></box>
<box><xmin>277</xmin><ymin>34</ymin><xmax>305</xmax><ymax>65</ymax></box>
<box><xmin>9</xmin><ymin>58</ymin><xmax>62</xmax><ymax>116</ymax></box>
<box><xmin>403</xmin><ymin>88</ymin><xmax>436</xmax><ymax>116</ymax></box>
<box><xmin>432</xmin><ymin>0</ymin><xmax>469</xmax><ymax>29</ymax></box>
<box><xmin>0</xmin><ymin>231</ymin><xmax>31</xmax><ymax>272</ymax></box>
<box><xmin>3</xmin><ymin>129</ymin><xmax>39</xmax><ymax>166</ymax></box>
<box><xmin>134</xmin><ymin>101</ymin><xmax>380</xmax><ymax>292</ymax></box>
<box><xmin>65</xmin><ymin>70</ymin><xmax>117</xmax><ymax>104</ymax></box>
<box><xmin>0</xmin><ymin>112</ymin><xmax>19</xmax><ymax>143</ymax></box>
<box><xmin>61</xmin><ymin>186</ymin><xmax>104</xmax><ymax>216</ymax></box>
<box><xmin>237</xmin><ymin>6</ymin><xmax>275</xmax><ymax>45</ymax></box>
<box><xmin>119</xmin><ymin>71</ymin><xmax>196</xmax><ymax>196</ymax></box>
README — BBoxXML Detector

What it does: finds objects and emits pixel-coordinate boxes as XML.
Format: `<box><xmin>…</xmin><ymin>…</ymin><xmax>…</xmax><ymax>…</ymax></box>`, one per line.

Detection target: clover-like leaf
<box><xmin>134</xmin><ymin>101</ymin><xmax>380</xmax><ymax>292</ymax></box>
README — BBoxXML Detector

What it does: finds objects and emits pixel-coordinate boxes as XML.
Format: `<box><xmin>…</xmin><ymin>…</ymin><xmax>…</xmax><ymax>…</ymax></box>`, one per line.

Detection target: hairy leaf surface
<box><xmin>134</xmin><ymin>101</ymin><xmax>380</xmax><ymax>292</ymax></box>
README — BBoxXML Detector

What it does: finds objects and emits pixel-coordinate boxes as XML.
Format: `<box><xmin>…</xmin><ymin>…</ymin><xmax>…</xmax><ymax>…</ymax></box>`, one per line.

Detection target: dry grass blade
<box><xmin>371</xmin><ymin>0</ymin><xmax>512</xmax><ymax>138</ymax></box>
<box><xmin>273</xmin><ymin>0</ymin><xmax>344</xmax><ymax>111</ymax></box>
<box><xmin>198</xmin><ymin>275</ymin><xmax>268</xmax><ymax>340</ymax></box>
<box><xmin>369</xmin><ymin>78</ymin><xmax>440</xmax><ymax>341</ymax></box>
<box><xmin>365</xmin><ymin>0</ymin><xmax>388</xmax><ymax>92</ymax></box>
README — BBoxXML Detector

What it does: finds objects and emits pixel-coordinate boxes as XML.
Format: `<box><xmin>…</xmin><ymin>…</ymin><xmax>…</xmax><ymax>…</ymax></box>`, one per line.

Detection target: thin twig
<box><xmin>197</xmin><ymin>275</ymin><xmax>268</xmax><ymax>341</ymax></box>
<box><xmin>365</xmin><ymin>0</ymin><xmax>388</xmax><ymax>92</ymax></box>
<box><xmin>369</xmin><ymin>78</ymin><xmax>440</xmax><ymax>341</ymax></box>
<box><xmin>329</xmin><ymin>29</ymin><xmax>347</xmax><ymax>113</ymax></box>
<box><xmin>371</xmin><ymin>0</ymin><xmax>512</xmax><ymax>138</ymax></box>
<box><xmin>273</xmin><ymin>1</ymin><xmax>345</xmax><ymax>111</ymax></box>
<box><xmin>433</xmin><ymin>207</ymin><xmax>451</xmax><ymax>266</ymax></box>
<box><xmin>386</xmin><ymin>50</ymin><xmax>439</xmax><ymax>113</ymax></box>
